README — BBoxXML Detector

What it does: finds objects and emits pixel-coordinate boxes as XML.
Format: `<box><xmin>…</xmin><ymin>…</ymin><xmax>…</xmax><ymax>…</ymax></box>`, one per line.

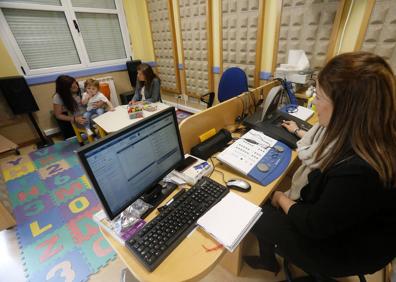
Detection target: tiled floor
<box><xmin>0</xmin><ymin>136</ymin><xmax>387</xmax><ymax>282</ymax></box>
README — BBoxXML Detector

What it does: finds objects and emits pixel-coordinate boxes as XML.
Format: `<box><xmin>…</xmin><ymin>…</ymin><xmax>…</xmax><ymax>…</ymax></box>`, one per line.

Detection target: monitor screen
<box><xmin>77</xmin><ymin>107</ymin><xmax>184</xmax><ymax>219</ymax></box>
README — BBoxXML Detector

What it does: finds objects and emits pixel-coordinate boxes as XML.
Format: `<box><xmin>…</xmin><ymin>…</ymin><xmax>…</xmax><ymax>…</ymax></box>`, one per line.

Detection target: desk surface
<box><xmin>93</xmin><ymin>102</ymin><xmax>170</xmax><ymax>133</ymax></box>
<box><xmin>101</xmin><ymin>152</ymin><xmax>298</xmax><ymax>282</ymax></box>
<box><xmin>101</xmin><ymin>90</ymin><xmax>316</xmax><ymax>281</ymax></box>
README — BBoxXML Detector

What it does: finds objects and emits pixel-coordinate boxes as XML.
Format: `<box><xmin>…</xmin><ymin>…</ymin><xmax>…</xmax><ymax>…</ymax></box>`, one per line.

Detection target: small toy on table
<box><xmin>128</xmin><ymin>100</ymin><xmax>157</xmax><ymax>113</ymax></box>
<box><xmin>127</xmin><ymin>103</ymin><xmax>143</xmax><ymax>119</ymax></box>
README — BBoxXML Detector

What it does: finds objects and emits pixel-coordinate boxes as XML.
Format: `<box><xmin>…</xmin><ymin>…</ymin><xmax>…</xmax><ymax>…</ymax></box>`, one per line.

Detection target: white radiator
<box><xmin>78</xmin><ymin>76</ymin><xmax>120</xmax><ymax>106</ymax></box>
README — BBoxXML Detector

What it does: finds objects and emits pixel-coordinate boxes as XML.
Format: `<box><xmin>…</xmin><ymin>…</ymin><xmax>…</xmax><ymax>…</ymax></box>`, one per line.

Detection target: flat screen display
<box><xmin>77</xmin><ymin>107</ymin><xmax>184</xmax><ymax>219</ymax></box>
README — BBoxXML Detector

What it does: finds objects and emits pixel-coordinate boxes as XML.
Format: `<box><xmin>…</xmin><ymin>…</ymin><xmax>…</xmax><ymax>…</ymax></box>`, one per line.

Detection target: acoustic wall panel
<box><xmin>221</xmin><ymin>0</ymin><xmax>259</xmax><ymax>87</ymax></box>
<box><xmin>361</xmin><ymin>0</ymin><xmax>396</xmax><ymax>72</ymax></box>
<box><xmin>277</xmin><ymin>0</ymin><xmax>339</xmax><ymax>69</ymax></box>
<box><xmin>147</xmin><ymin>0</ymin><xmax>179</xmax><ymax>92</ymax></box>
<box><xmin>179</xmin><ymin>0</ymin><xmax>210</xmax><ymax>96</ymax></box>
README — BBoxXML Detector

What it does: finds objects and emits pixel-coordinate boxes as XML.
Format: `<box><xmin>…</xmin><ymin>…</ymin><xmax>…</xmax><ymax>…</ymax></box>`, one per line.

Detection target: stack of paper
<box><xmin>197</xmin><ymin>192</ymin><xmax>262</xmax><ymax>252</ymax></box>
<box><xmin>287</xmin><ymin>105</ymin><xmax>314</xmax><ymax>121</ymax></box>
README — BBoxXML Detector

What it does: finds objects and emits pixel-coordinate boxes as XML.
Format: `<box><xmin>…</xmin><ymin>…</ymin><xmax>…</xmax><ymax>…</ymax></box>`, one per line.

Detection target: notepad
<box><xmin>197</xmin><ymin>192</ymin><xmax>262</xmax><ymax>252</ymax></box>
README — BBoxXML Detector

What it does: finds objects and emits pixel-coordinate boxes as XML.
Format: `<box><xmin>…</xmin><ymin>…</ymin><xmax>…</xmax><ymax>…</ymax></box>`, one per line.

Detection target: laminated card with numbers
<box><xmin>217</xmin><ymin>129</ymin><xmax>292</xmax><ymax>186</ymax></box>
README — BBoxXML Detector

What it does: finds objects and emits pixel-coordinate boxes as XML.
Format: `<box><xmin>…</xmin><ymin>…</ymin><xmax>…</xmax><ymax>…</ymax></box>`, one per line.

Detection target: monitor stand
<box><xmin>140</xmin><ymin>181</ymin><xmax>177</xmax><ymax>218</ymax></box>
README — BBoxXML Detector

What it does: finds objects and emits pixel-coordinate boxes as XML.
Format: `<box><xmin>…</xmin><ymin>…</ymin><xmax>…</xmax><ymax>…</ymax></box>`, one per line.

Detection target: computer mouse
<box><xmin>257</xmin><ymin>162</ymin><xmax>270</xmax><ymax>172</ymax></box>
<box><xmin>226</xmin><ymin>179</ymin><xmax>251</xmax><ymax>192</ymax></box>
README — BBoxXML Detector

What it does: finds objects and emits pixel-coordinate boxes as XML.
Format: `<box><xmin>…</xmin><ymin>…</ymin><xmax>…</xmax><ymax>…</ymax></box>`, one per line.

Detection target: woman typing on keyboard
<box><xmin>245</xmin><ymin>52</ymin><xmax>396</xmax><ymax>279</ymax></box>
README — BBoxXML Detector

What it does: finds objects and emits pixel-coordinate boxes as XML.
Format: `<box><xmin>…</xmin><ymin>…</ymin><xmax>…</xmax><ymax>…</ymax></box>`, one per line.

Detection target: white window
<box><xmin>0</xmin><ymin>0</ymin><xmax>131</xmax><ymax>76</ymax></box>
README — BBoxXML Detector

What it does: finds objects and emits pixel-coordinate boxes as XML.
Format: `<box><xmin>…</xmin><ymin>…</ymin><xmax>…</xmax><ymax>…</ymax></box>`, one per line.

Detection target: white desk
<box><xmin>93</xmin><ymin>102</ymin><xmax>170</xmax><ymax>136</ymax></box>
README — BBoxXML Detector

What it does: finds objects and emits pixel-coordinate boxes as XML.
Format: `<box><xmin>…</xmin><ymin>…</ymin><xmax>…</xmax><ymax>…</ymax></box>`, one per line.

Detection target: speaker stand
<box><xmin>28</xmin><ymin>113</ymin><xmax>54</xmax><ymax>149</ymax></box>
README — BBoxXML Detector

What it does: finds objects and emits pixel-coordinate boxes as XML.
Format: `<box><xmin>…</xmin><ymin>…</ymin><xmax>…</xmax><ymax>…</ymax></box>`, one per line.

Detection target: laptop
<box><xmin>243</xmin><ymin>86</ymin><xmax>312</xmax><ymax>149</ymax></box>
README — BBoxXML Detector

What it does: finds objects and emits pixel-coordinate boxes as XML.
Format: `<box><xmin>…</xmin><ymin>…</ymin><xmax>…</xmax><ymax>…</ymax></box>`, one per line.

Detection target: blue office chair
<box><xmin>200</xmin><ymin>67</ymin><xmax>249</xmax><ymax>107</ymax></box>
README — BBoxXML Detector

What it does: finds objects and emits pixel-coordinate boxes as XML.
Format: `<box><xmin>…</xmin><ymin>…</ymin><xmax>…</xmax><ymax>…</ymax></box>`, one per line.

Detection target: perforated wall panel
<box><xmin>147</xmin><ymin>0</ymin><xmax>178</xmax><ymax>92</ymax></box>
<box><xmin>179</xmin><ymin>0</ymin><xmax>209</xmax><ymax>96</ymax></box>
<box><xmin>222</xmin><ymin>0</ymin><xmax>259</xmax><ymax>86</ymax></box>
<box><xmin>277</xmin><ymin>0</ymin><xmax>339</xmax><ymax>69</ymax></box>
<box><xmin>361</xmin><ymin>0</ymin><xmax>396</xmax><ymax>72</ymax></box>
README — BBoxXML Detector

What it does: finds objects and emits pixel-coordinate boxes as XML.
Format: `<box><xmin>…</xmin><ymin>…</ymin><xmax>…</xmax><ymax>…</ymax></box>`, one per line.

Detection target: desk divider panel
<box><xmin>221</xmin><ymin>0</ymin><xmax>261</xmax><ymax>87</ymax></box>
<box><xmin>178</xmin><ymin>0</ymin><xmax>213</xmax><ymax>97</ymax></box>
<box><xmin>179</xmin><ymin>81</ymin><xmax>278</xmax><ymax>153</ymax></box>
<box><xmin>146</xmin><ymin>0</ymin><xmax>181</xmax><ymax>93</ymax></box>
<box><xmin>360</xmin><ymin>0</ymin><xmax>396</xmax><ymax>73</ymax></box>
<box><xmin>276</xmin><ymin>0</ymin><xmax>341</xmax><ymax>70</ymax></box>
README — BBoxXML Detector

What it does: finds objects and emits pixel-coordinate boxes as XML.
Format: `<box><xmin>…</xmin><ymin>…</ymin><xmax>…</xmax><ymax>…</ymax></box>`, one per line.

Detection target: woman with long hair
<box><xmin>245</xmin><ymin>52</ymin><xmax>396</xmax><ymax>278</ymax></box>
<box><xmin>53</xmin><ymin>75</ymin><xmax>86</xmax><ymax>125</ymax></box>
<box><xmin>132</xmin><ymin>63</ymin><xmax>161</xmax><ymax>102</ymax></box>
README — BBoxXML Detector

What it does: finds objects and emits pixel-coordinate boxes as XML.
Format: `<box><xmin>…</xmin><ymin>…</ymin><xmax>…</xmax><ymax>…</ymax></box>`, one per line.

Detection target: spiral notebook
<box><xmin>197</xmin><ymin>192</ymin><xmax>262</xmax><ymax>252</ymax></box>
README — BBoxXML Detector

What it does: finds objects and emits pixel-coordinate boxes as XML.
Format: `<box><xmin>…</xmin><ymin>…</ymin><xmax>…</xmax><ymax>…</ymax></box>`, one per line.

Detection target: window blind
<box><xmin>75</xmin><ymin>12</ymin><xmax>126</xmax><ymax>62</ymax></box>
<box><xmin>3</xmin><ymin>8</ymin><xmax>80</xmax><ymax>69</ymax></box>
<box><xmin>71</xmin><ymin>0</ymin><xmax>115</xmax><ymax>9</ymax></box>
<box><xmin>0</xmin><ymin>0</ymin><xmax>61</xmax><ymax>5</ymax></box>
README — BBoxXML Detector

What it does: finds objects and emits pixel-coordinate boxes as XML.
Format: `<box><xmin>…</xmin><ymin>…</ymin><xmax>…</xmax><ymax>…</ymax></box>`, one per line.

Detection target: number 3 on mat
<box><xmin>46</xmin><ymin>261</ymin><xmax>75</xmax><ymax>282</ymax></box>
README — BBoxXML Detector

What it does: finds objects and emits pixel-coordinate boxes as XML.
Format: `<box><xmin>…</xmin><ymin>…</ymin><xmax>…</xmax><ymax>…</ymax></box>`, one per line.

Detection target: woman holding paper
<box><xmin>245</xmin><ymin>52</ymin><xmax>396</xmax><ymax>278</ymax></box>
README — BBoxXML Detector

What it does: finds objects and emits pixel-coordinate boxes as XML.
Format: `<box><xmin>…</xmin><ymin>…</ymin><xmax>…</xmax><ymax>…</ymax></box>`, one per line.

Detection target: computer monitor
<box><xmin>77</xmin><ymin>107</ymin><xmax>184</xmax><ymax>220</ymax></box>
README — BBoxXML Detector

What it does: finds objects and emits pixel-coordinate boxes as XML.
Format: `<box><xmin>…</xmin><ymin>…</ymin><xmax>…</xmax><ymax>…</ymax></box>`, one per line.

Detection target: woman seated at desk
<box><xmin>132</xmin><ymin>63</ymin><xmax>161</xmax><ymax>103</ymax></box>
<box><xmin>245</xmin><ymin>52</ymin><xmax>396</xmax><ymax>278</ymax></box>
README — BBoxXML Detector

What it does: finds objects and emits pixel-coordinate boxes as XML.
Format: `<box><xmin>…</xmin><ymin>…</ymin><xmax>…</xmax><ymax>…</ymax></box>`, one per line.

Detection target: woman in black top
<box><xmin>245</xmin><ymin>52</ymin><xmax>396</xmax><ymax>278</ymax></box>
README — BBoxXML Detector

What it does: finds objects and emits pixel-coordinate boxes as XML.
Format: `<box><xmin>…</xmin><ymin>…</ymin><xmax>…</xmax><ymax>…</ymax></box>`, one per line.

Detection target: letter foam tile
<box><xmin>59</xmin><ymin>190</ymin><xmax>100</xmax><ymax>222</ymax></box>
<box><xmin>7</xmin><ymin>173</ymin><xmax>47</xmax><ymax>209</ymax></box>
<box><xmin>17</xmin><ymin>206</ymin><xmax>66</xmax><ymax>248</ymax></box>
<box><xmin>0</xmin><ymin>155</ymin><xmax>33</xmax><ymax>170</ymax></box>
<box><xmin>67</xmin><ymin>204</ymin><xmax>102</xmax><ymax>246</ymax></box>
<box><xmin>13</xmin><ymin>194</ymin><xmax>55</xmax><ymax>225</ymax></box>
<box><xmin>32</xmin><ymin>154</ymin><xmax>62</xmax><ymax>170</ymax></box>
<box><xmin>79</xmin><ymin>232</ymin><xmax>116</xmax><ymax>273</ymax></box>
<box><xmin>50</xmin><ymin>176</ymin><xmax>91</xmax><ymax>206</ymax></box>
<box><xmin>28</xmin><ymin>249</ymin><xmax>92</xmax><ymax>282</ymax></box>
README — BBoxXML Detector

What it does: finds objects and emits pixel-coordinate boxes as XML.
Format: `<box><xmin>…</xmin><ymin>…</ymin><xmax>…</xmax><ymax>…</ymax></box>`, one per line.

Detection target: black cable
<box><xmin>209</xmin><ymin>157</ymin><xmax>227</xmax><ymax>184</ymax></box>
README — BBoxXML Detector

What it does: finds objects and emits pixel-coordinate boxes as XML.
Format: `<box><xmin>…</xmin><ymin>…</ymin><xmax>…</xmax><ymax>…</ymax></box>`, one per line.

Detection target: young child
<box><xmin>81</xmin><ymin>78</ymin><xmax>114</xmax><ymax>135</ymax></box>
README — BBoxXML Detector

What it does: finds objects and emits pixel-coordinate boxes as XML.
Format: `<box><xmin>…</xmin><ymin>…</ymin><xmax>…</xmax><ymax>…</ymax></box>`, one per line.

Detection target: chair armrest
<box><xmin>200</xmin><ymin>92</ymin><xmax>215</xmax><ymax>108</ymax></box>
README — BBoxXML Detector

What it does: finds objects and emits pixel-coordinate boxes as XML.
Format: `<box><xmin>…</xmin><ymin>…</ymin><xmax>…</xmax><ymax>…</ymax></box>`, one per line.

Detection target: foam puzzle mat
<box><xmin>1</xmin><ymin>140</ymin><xmax>116</xmax><ymax>282</ymax></box>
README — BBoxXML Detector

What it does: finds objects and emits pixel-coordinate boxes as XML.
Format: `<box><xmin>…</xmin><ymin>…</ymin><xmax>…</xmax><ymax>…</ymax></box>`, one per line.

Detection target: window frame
<box><xmin>0</xmin><ymin>0</ymin><xmax>132</xmax><ymax>77</ymax></box>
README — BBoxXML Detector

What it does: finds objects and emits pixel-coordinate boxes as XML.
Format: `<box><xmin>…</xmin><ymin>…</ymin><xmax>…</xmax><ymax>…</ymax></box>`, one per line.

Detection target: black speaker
<box><xmin>0</xmin><ymin>76</ymin><xmax>53</xmax><ymax>148</ymax></box>
<box><xmin>0</xmin><ymin>76</ymin><xmax>39</xmax><ymax>115</ymax></box>
<box><xmin>126</xmin><ymin>59</ymin><xmax>142</xmax><ymax>88</ymax></box>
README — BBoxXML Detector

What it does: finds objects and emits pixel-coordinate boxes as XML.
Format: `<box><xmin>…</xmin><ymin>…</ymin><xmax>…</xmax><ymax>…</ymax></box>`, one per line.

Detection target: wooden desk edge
<box><xmin>100</xmin><ymin>226</ymin><xmax>228</xmax><ymax>282</ymax></box>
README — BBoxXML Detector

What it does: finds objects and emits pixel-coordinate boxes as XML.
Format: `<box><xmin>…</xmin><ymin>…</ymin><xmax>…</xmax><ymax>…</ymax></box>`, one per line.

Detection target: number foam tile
<box><xmin>21</xmin><ymin>225</ymin><xmax>75</xmax><ymax>279</ymax></box>
<box><xmin>13</xmin><ymin>194</ymin><xmax>55</xmax><ymax>225</ymax></box>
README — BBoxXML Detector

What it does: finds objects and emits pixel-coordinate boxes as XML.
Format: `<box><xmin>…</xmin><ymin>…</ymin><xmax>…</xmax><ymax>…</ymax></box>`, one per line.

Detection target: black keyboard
<box><xmin>126</xmin><ymin>177</ymin><xmax>229</xmax><ymax>271</ymax></box>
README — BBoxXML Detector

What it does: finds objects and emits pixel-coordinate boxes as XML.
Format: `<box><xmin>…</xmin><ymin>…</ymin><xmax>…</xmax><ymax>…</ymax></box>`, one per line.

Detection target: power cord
<box><xmin>209</xmin><ymin>157</ymin><xmax>227</xmax><ymax>185</ymax></box>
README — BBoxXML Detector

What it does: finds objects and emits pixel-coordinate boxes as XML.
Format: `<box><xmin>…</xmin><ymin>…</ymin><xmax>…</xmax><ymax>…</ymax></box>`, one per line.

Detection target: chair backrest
<box><xmin>218</xmin><ymin>67</ymin><xmax>249</xmax><ymax>103</ymax></box>
<box><xmin>99</xmin><ymin>83</ymin><xmax>111</xmax><ymax>100</ymax></box>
